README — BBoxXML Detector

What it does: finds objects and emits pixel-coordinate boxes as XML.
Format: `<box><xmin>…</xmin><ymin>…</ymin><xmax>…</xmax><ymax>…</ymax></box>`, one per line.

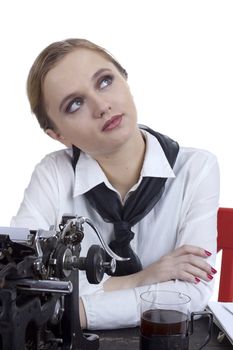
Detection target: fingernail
<box><xmin>195</xmin><ymin>277</ymin><xmax>201</xmax><ymax>284</ymax></box>
<box><xmin>207</xmin><ymin>274</ymin><xmax>213</xmax><ymax>280</ymax></box>
<box><xmin>204</xmin><ymin>250</ymin><xmax>212</xmax><ymax>256</ymax></box>
<box><xmin>211</xmin><ymin>267</ymin><xmax>217</xmax><ymax>274</ymax></box>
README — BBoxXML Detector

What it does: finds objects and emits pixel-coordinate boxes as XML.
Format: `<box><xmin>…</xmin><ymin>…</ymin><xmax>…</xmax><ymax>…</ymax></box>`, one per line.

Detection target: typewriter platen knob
<box><xmin>85</xmin><ymin>245</ymin><xmax>106</xmax><ymax>284</ymax></box>
<box><xmin>73</xmin><ymin>245</ymin><xmax>115</xmax><ymax>284</ymax></box>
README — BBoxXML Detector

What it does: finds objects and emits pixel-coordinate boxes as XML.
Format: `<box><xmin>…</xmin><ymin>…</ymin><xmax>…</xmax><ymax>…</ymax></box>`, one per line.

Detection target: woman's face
<box><xmin>43</xmin><ymin>48</ymin><xmax>138</xmax><ymax>158</ymax></box>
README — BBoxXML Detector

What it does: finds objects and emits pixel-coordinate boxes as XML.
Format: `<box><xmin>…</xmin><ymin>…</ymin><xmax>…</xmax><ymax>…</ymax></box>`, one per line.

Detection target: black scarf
<box><xmin>72</xmin><ymin>125</ymin><xmax>179</xmax><ymax>276</ymax></box>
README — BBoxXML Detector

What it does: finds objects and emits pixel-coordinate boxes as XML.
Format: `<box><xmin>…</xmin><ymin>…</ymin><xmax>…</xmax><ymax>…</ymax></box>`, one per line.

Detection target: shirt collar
<box><xmin>73</xmin><ymin>152</ymin><xmax>109</xmax><ymax>197</ymax></box>
<box><xmin>141</xmin><ymin>131</ymin><xmax>175</xmax><ymax>178</ymax></box>
<box><xmin>73</xmin><ymin>130</ymin><xmax>175</xmax><ymax>197</ymax></box>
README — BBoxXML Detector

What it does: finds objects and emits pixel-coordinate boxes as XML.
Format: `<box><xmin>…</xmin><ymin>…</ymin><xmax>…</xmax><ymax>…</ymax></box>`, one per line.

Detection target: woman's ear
<box><xmin>45</xmin><ymin>129</ymin><xmax>72</xmax><ymax>147</ymax></box>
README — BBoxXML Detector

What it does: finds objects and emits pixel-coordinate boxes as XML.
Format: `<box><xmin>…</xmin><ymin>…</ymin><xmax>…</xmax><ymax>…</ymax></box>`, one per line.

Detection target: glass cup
<box><xmin>140</xmin><ymin>290</ymin><xmax>213</xmax><ymax>350</ymax></box>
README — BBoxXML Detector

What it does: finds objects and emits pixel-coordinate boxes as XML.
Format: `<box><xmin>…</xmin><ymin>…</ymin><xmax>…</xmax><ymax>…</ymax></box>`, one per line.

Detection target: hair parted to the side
<box><xmin>27</xmin><ymin>38</ymin><xmax>128</xmax><ymax>131</ymax></box>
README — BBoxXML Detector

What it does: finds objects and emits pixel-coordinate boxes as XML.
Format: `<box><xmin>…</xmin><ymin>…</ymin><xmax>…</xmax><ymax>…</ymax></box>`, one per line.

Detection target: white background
<box><xmin>0</xmin><ymin>1</ymin><xmax>232</xmax><ymax>298</ymax></box>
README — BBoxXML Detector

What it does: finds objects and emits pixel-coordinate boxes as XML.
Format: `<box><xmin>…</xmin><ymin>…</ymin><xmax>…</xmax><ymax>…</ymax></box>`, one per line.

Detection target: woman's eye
<box><xmin>99</xmin><ymin>75</ymin><xmax>113</xmax><ymax>89</ymax></box>
<box><xmin>66</xmin><ymin>98</ymin><xmax>83</xmax><ymax>113</ymax></box>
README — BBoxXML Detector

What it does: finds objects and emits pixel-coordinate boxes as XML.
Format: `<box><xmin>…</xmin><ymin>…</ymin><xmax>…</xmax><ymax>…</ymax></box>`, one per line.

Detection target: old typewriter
<box><xmin>0</xmin><ymin>215</ymin><xmax>126</xmax><ymax>350</ymax></box>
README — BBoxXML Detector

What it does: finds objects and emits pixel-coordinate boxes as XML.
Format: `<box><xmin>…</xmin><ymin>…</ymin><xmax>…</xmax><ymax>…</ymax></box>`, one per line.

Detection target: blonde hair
<box><xmin>27</xmin><ymin>38</ymin><xmax>128</xmax><ymax>130</ymax></box>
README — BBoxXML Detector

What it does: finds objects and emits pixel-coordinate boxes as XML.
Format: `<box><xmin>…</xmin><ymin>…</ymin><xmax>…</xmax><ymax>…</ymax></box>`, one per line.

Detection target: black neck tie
<box><xmin>72</xmin><ymin>125</ymin><xmax>179</xmax><ymax>276</ymax></box>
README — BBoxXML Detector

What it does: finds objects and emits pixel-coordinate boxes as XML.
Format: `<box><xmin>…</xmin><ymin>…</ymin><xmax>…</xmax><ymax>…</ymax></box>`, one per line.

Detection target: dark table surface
<box><xmin>94</xmin><ymin>318</ymin><xmax>232</xmax><ymax>349</ymax></box>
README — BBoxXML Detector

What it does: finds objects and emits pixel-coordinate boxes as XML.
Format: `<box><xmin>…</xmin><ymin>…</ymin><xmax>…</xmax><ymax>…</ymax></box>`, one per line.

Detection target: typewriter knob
<box><xmin>85</xmin><ymin>245</ymin><xmax>106</xmax><ymax>284</ymax></box>
<box><xmin>53</xmin><ymin>244</ymin><xmax>73</xmax><ymax>278</ymax></box>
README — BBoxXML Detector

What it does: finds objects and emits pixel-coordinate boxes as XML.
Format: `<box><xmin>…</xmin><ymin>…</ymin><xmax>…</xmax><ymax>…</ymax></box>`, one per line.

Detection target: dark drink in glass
<box><xmin>140</xmin><ymin>290</ymin><xmax>213</xmax><ymax>350</ymax></box>
<box><xmin>140</xmin><ymin>309</ymin><xmax>189</xmax><ymax>350</ymax></box>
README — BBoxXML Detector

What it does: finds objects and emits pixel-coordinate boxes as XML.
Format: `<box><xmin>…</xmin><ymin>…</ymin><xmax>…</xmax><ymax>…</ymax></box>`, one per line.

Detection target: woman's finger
<box><xmin>169</xmin><ymin>244</ymin><xmax>212</xmax><ymax>258</ymax></box>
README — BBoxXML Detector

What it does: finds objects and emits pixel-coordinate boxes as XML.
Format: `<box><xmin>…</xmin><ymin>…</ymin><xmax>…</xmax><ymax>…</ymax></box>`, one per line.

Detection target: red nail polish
<box><xmin>195</xmin><ymin>277</ymin><xmax>200</xmax><ymax>283</ymax></box>
<box><xmin>211</xmin><ymin>267</ymin><xmax>217</xmax><ymax>274</ymax></box>
<box><xmin>207</xmin><ymin>274</ymin><xmax>213</xmax><ymax>280</ymax></box>
<box><xmin>205</xmin><ymin>250</ymin><xmax>212</xmax><ymax>256</ymax></box>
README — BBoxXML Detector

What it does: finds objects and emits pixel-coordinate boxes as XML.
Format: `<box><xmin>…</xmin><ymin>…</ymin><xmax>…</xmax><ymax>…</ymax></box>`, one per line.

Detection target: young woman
<box><xmin>11</xmin><ymin>38</ymin><xmax>219</xmax><ymax>330</ymax></box>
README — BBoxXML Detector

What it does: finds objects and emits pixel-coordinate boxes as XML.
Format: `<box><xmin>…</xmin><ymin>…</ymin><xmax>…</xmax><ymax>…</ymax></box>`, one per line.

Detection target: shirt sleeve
<box><xmin>11</xmin><ymin>155</ymin><xmax>60</xmax><ymax>230</ymax></box>
<box><xmin>81</xmin><ymin>155</ymin><xmax>220</xmax><ymax>330</ymax></box>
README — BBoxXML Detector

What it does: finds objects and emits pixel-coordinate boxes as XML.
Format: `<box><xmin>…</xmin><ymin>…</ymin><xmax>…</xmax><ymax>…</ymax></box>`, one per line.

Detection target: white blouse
<box><xmin>11</xmin><ymin>131</ymin><xmax>220</xmax><ymax>330</ymax></box>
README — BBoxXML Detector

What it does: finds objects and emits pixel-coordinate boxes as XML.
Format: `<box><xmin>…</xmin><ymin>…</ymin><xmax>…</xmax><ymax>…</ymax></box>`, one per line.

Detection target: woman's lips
<box><xmin>102</xmin><ymin>114</ymin><xmax>123</xmax><ymax>131</ymax></box>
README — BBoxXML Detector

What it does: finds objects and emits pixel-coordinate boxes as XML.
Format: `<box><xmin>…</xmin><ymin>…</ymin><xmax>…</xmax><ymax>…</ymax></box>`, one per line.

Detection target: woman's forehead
<box><xmin>42</xmin><ymin>48</ymin><xmax>118</xmax><ymax>106</ymax></box>
<box><xmin>43</xmin><ymin>48</ymin><xmax>117</xmax><ymax>91</ymax></box>
<box><xmin>49</xmin><ymin>48</ymin><xmax>114</xmax><ymax>77</ymax></box>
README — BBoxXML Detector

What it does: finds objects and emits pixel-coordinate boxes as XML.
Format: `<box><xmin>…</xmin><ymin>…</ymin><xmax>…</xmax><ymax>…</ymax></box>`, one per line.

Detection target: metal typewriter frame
<box><xmin>0</xmin><ymin>214</ymin><xmax>127</xmax><ymax>350</ymax></box>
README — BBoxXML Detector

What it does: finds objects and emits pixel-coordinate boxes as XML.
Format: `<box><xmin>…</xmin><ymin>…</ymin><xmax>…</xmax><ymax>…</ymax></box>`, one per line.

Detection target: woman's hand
<box><xmin>137</xmin><ymin>244</ymin><xmax>216</xmax><ymax>286</ymax></box>
<box><xmin>104</xmin><ymin>245</ymin><xmax>217</xmax><ymax>292</ymax></box>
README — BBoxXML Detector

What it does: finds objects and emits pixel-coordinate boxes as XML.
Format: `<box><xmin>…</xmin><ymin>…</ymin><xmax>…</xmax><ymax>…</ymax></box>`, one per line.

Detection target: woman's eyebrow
<box><xmin>91</xmin><ymin>68</ymin><xmax>112</xmax><ymax>81</ymax></box>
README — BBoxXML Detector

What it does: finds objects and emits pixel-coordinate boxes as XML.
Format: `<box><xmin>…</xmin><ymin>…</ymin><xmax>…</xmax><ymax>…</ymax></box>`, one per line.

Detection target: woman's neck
<box><xmin>95</xmin><ymin>129</ymin><xmax>146</xmax><ymax>200</ymax></box>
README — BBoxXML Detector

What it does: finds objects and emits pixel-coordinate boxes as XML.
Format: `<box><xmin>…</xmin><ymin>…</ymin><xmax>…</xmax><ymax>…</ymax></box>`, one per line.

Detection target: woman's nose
<box><xmin>92</xmin><ymin>95</ymin><xmax>111</xmax><ymax>119</ymax></box>
<box><xmin>99</xmin><ymin>106</ymin><xmax>111</xmax><ymax>118</ymax></box>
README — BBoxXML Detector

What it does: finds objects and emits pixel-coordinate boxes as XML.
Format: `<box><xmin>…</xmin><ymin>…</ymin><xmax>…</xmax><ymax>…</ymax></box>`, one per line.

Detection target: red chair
<box><xmin>217</xmin><ymin>207</ymin><xmax>233</xmax><ymax>301</ymax></box>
